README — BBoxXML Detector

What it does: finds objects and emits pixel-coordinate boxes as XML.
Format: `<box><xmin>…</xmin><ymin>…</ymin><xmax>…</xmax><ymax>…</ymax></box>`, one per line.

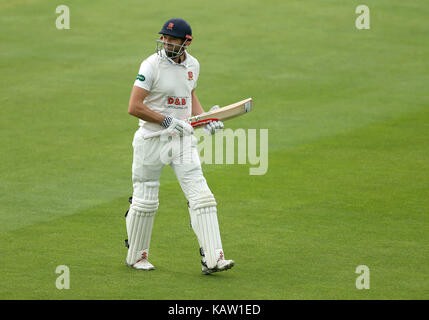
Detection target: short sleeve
<box><xmin>133</xmin><ymin>60</ymin><xmax>154</xmax><ymax>91</ymax></box>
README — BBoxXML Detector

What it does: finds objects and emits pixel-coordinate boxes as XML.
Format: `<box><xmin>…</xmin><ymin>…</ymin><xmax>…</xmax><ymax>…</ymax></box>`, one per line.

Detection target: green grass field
<box><xmin>1</xmin><ymin>0</ymin><xmax>428</xmax><ymax>300</ymax></box>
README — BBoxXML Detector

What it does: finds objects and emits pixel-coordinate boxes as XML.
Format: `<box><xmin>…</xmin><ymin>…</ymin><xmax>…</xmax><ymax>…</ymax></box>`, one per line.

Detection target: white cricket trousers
<box><xmin>126</xmin><ymin>128</ymin><xmax>224</xmax><ymax>268</ymax></box>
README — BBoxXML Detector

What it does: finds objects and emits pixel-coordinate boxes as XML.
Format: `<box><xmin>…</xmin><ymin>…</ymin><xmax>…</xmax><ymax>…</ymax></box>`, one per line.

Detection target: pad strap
<box><xmin>131</xmin><ymin>197</ymin><xmax>159</xmax><ymax>213</ymax></box>
<box><xmin>189</xmin><ymin>193</ymin><xmax>217</xmax><ymax>210</ymax></box>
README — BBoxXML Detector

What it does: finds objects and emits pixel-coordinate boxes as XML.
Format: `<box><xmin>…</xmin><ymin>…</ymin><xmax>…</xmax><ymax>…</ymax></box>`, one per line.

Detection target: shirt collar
<box><xmin>163</xmin><ymin>50</ymin><xmax>189</xmax><ymax>67</ymax></box>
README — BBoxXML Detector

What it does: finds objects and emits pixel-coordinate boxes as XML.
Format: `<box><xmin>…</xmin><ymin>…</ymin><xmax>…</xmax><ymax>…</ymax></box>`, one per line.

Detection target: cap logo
<box><xmin>167</xmin><ymin>22</ymin><xmax>174</xmax><ymax>30</ymax></box>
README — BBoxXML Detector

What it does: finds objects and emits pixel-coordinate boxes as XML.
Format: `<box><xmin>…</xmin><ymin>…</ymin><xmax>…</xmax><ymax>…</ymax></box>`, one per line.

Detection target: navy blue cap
<box><xmin>159</xmin><ymin>18</ymin><xmax>193</xmax><ymax>40</ymax></box>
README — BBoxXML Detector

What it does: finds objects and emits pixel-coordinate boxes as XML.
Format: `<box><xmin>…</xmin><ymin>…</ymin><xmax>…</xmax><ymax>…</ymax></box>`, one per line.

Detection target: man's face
<box><xmin>160</xmin><ymin>34</ymin><xmax>188</xmax><ymax>58</ymax></box>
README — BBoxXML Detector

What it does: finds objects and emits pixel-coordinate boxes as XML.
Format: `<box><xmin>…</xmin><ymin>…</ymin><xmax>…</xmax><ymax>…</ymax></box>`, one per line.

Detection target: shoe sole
<box><xmin>125</xmin><ymin>262</ymin><xmax>155</xmax><ymax>271</ymax></box>
<box><xmin>202</xmin><ymin>261</ymin><xmax>235</xmax><ymax>275</ymax></box>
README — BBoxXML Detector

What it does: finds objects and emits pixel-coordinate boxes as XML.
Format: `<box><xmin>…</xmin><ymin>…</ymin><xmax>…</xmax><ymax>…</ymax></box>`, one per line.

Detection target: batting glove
<box><xmin>161</xmin><ymin>116</ymin><xmax>194</xmax><ymax>137</ymax></box>
<box><xmin>202</xmin><ymin>105</ymin><xmax>224</xmax><ymax>135</ymax></box>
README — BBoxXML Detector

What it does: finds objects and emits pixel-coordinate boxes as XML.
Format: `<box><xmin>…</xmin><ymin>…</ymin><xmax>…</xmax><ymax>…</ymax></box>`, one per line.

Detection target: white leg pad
<box><xmin>126</xmin><ymin>181</ymin><xmax>159</xmax><ymax>266</ymax></box>
<box><xmin>126</xmin><ymin>211</ymin><xmax>155</xmax><ymax>265</ymax></box>
<box><xmin>191</xmin><ymin>205</ymin><xmax>223</xmax><ymax>269</ymax></box>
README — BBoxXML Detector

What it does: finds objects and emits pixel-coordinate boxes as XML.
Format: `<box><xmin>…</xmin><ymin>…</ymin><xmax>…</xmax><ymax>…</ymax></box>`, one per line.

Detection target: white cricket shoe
<box><xmin>127</xmin><ymin>259</ymin><xmax>155</xmax><ymax>271</ymax></box>
<box><xmin>202</xmin><ymin>259</ymin><xmax>235</xmax><ymax>275</ymax></box>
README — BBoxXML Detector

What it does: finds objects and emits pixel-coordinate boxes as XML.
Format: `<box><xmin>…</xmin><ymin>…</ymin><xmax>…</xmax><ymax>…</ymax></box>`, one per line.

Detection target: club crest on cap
<box><xmin>167</xmin><ymin>22</ymin><xmax>174</xmax><ymax>30</ymax></box>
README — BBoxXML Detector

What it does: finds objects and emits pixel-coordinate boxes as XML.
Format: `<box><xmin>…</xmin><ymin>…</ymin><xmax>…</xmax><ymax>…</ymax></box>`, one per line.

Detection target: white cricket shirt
<box><xmin>133</xmin><ymin>50</ymin><xmax>200</xmax><ymax>132</ymax></box>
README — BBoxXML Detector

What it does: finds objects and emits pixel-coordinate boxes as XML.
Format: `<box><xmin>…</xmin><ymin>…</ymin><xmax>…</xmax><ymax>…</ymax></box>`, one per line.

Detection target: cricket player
<box><xmin>125</xmin><ymin>18</ymin><xmax>234</xmax><ymax>274</ymax></box>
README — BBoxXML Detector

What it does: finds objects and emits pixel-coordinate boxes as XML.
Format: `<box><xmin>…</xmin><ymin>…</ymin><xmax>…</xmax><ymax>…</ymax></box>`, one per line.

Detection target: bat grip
<box><xmin>190</xmin><ymin>118</ymin><xmax>219</xmax><ymax>128</ymax></box>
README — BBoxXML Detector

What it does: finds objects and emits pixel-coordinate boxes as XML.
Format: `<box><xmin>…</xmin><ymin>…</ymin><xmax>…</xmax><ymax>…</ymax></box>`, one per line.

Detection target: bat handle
<box><xmin>143</xmin><ymin>118</ymin><xmax>215</xmax><ymax>139</ymax></box>
<box><xmin>190</xmin><ymin>118</ymin><xmax>220</xmax><ymax>128</ymax></box>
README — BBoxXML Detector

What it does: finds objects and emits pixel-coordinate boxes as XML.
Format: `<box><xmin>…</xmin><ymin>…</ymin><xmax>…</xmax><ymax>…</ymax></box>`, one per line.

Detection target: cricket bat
<box><xmin>143</xmin><ymin>98</ymin><xmax>253</xmax><ymax>139</ymax></box>
<box><xmin>187</xmin><ymin>97</ymin><xmax>253</xmax><ymax>127</ymax></box>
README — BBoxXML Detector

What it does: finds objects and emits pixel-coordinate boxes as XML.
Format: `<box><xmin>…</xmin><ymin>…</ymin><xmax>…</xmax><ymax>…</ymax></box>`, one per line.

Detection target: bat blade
<box><xmin>188</xmin><ymin>98</ymin><xmax>253</xmax><ymax>127</ymax></box>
